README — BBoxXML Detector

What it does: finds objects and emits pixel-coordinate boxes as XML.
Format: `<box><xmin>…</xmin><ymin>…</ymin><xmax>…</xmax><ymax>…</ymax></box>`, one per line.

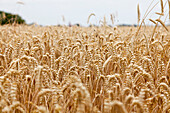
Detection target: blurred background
<box><xmin>0</xmin><ymin>0</ymin><xmax>169</xmax><ymax>26</ymax></box>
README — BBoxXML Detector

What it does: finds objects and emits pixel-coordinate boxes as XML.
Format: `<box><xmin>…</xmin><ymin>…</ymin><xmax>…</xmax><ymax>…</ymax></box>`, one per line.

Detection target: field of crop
<box><xmin>0</xmin><ymin>24</ymin><xmax>169</xmax><ymax>113</ymax></box>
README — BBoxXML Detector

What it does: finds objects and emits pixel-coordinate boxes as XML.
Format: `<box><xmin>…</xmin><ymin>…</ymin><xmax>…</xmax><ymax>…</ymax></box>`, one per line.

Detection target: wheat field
<box><xmin>0</xmin><ymin>0</ymin><xmax>170</xmax><ymax>112</ymax></box>
<box><xmin>0</xmin><ymin>24</ymin><xmax>169</xmax><ymax>113</ymax></box>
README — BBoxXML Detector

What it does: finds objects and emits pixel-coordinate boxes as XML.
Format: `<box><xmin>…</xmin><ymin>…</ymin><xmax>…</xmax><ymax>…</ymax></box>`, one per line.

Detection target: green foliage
<box><xmin>0</xmin><ymin>11</ymin><xmax>25</xmax><ymax>25</ymax></box>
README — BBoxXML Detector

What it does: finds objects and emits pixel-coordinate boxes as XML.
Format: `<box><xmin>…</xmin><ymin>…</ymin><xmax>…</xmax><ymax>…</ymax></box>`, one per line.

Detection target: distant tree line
<box><xmin>0</xmin><ymin>11</ymin><xmax>25</xmax><ymax>25</ymax></box>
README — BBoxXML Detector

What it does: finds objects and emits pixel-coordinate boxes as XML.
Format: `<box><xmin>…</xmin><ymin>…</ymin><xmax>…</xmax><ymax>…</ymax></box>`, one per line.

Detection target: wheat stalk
<box><xmin>156</xmin><ymin>19</ymin><xmax>169</xmax><ymax>31</ymax></box>
<box><xmin>149</xmin><ymin>19</ymin><xmax>157</xmax><ymax>24</ymax></box>
<box><xmin>168</xmin><ymin>0</ymin><xmax>170</xmax><ymax>20</ymax></box>
<box><xmin>137</xmin><ymin>4</ymin><xmax>141</xmax><ymax>25</ymax></box>
<box><xmin>160</xmin><ymin>0</ymin><xmax>164</xmax><ymax>14</ymax></box>
<box><xmin>87</xmin><ymin>13</ymin><xmax>95</xmax><ymax>24</ymax></box>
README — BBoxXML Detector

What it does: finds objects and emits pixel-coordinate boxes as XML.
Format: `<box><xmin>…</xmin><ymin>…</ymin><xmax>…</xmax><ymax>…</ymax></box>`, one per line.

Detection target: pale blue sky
<box><xmin>0</xmin><ymin>0</ymin><xmax>168</xmax><ymax>26</ymax></box>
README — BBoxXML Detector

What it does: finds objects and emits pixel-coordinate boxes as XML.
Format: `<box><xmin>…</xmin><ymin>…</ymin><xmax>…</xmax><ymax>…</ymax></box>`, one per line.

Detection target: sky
<box><xmin>0</xmin><ymin>0</ymin><xmax>169</xmax><ymax>26</ymax></box>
